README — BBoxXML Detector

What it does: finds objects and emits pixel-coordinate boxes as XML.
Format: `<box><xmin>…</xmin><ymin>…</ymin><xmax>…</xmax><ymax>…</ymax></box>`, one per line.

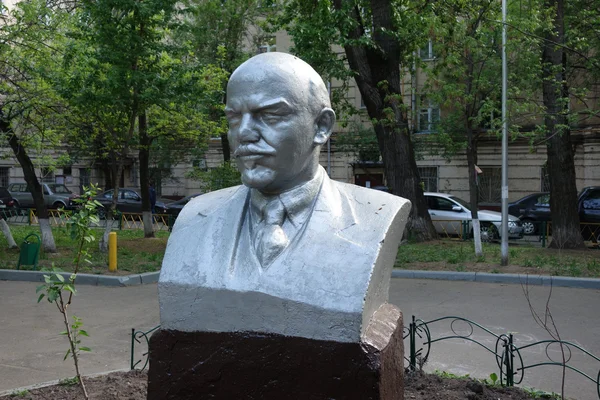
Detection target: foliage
<box><xmin>187</xmin><ymin>160</ymin><xmax>242</xmax><ymax>193</ymax></box>
<box><xmin>35</xmin><ymin>185</ymin><xmax>101</xmax><ymax>400</ymax></box>
<box><xmin>334</xmin><ymin>122</ymin><xmax>380</xmax><ymax>162</ymax></box>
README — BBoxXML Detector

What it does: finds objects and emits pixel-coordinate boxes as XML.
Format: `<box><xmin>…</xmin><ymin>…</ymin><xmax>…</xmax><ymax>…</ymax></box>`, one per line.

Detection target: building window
<box><xmin>417</xmin><ymin>100</ymin><xmax>440</xmax><ymax>133</ymax></box>
<box><xmin>193</xmin><ymin>158</ymin><xmax>207</xmax><ymax>170</ymax></box>
<box><xmin>79</xmin><ymin>168</ymin><xmax>91</xmax><ymax>194</ymax></box>
<box><xmin>541</xmin><ymin>165</ymin><xmax>550</xmax><ymax>192</ymax></box>
<box><xmin>0</xmin><ymin>167</ymin><xmax>8</xmax><ymax>187</ymax></box>
<box><xmin>418</xmin><ymin>166</ymin><xmax>438</xmax><ymax>192</ymax></box>
<box><xmin>41</xmin><ymin>167</ymin><xmax>54</xmax><ymax>184</ymax></box>
<box><xmin>478</xmin><ymin>167</ymin><xmax>502</xmax><ymax>203</ymax></box>
<box><xmin>257</xmin><ymin>36</ymin><xmax>276</xmax><ymax>54</ymax></box>
<box><xmin>419</xmin><ymin>39</ymin><xmax>436</xmax><ymax>60</ymax></box>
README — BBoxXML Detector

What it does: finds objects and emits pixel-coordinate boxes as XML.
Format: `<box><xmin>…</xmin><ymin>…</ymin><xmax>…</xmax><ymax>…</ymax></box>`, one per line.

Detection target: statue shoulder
<box><xmin>332</xmin><ymin>180</ymin><xmax>411</xmax><ymax>217</ymax></box>
<box><xmin>174</xmin><ymin>185</ymin><xmax>246</xmax><ymax>226</ymax></box>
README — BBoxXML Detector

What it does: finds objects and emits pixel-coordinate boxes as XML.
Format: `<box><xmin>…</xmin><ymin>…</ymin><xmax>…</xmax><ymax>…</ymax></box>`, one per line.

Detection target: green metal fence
<box><xmin>405</xmin><ymin>315</ymin><xmax>600</xmax><ymax>398</ymax></box>
<box><xmin>131</xmin><ymin>316</ymin><xmax>600</xmax><ymax>398</ymax></box>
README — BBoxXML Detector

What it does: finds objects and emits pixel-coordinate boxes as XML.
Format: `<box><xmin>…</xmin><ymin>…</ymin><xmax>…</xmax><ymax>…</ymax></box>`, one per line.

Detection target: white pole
<box><xmin>501</xmin><ymin>0</ymin><xmax>509</xmax><ymax>266</ymax></box>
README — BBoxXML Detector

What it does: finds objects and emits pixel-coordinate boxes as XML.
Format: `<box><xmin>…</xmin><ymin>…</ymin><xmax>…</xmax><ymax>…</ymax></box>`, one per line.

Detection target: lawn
<box><xmin>0</xmin><ymin>225</ymin><xmax>168</xmax><ymax>275</ymax></box>
<box><xmin>396</xmin><ymin>239</ymin><xmax>600</xmax><ymax>278</ymax></box>
<box><xmin>3</xmin><ymin>225</ymin><xmax>599</xmax><ymax>278</ymax></box>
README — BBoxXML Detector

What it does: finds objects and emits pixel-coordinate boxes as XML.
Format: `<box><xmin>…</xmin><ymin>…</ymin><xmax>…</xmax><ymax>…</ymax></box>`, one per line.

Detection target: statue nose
<box><xmin>238</xmin><ymin>114</ymin><xmax>260</xmax><ymax>143</ymax></box>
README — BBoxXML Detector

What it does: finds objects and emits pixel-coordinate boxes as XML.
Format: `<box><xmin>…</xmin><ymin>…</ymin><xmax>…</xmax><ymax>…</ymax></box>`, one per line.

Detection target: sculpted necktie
<box><xmin>255</xmin><ymin>197</ymin><xmax>289</xmax><ymax>267</ymax></box>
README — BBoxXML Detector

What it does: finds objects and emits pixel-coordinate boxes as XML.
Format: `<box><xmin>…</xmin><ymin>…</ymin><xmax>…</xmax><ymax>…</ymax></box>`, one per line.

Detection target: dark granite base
<box><xmin>147</xmin><ymin>304</ymin><xmax>404</xmax><ymax>400</ymax></box>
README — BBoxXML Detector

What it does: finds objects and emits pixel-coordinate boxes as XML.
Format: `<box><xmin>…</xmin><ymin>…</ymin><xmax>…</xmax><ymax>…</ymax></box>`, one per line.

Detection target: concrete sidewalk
<box><xmin>1</xmin><ymin>279</ymin><xmax>599</xmax><ymax>399</ymax></box>
<box><xmin>0</xmin><ymin>281</ymin><xmax>159</xmax><ymax>394</ymax></box>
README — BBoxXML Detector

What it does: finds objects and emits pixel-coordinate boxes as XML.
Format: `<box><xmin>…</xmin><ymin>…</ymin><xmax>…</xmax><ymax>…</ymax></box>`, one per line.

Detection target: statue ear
<box><xmin>313</xmin><ymin>108</ymin><xmax>336</xmax><ymax>146</ymax></box>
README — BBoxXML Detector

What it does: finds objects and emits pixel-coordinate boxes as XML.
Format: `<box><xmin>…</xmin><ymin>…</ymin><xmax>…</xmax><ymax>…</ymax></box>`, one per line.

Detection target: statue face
<box><xmin>226</xmin><ymin>70</ymin><xmax>320</xmax><ymax>194</ymax></box>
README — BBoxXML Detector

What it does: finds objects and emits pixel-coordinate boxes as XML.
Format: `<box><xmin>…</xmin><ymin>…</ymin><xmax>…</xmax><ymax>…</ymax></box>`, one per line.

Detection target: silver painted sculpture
<box><xmin>159</xmin><ymin>52</ymin><xmax>411</xmax><ymax>343</ymax></box>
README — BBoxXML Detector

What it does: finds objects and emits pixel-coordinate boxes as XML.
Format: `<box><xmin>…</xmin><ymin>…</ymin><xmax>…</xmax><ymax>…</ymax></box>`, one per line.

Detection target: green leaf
<box><xmin>37</xmin><ymin>293</ymin><xmax>45</xmax><ymax>303</ymax></box>
<box><xmin>59</xmin><ymin>330</ymin><xmax>68</xmax><ymax>335</ymax></box>
<box><xmin>55</xmin><ymin>273</ymin><xmax>65</xmax><ymax>283</ymax></box>
<box><xmin>489</xmin><ymin>372</ymin><xmax>498</xmax><ymax>384</ymax></box>
<box><xmin>79</xmin><ymin>330</ymin><xmax>89</xmax><ymax>337</ymax></box>
<box><xmin>63</xmin><ymin>348</ymin><xmax>71</xmax><ymax>361</ymax></box>
<box><xmin>79</xmin><ymin>347</ymin><xmax>91</xmax><ymax>352</ymax></box>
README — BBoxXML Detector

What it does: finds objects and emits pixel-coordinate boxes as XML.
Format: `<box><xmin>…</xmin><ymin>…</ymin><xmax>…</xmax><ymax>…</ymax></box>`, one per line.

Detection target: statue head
<box><xmin>226</xmin><ymin>52</ymin><xmax>336</xmax><ymax>194</ymax></box>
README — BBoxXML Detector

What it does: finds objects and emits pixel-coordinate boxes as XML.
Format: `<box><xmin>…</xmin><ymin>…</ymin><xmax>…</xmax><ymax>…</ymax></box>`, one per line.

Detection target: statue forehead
<box><xmin>227</xmin><ymin>53</ymin><xmax>323</xmax><ymax>104</ymax></box>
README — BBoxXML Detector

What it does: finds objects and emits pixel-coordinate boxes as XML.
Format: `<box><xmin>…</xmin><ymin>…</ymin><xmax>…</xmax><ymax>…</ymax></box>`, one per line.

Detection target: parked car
<box><xmin>95</xmin><ymin>188</ymin><xmax>168</xmax><ymax>218</ymax></box>
<box><xmin>508</xmin><ymin>192</ymin><xmax>550</xmax><ymax>235</ymax></box>
<box><xmin>0</xmin><ymin>187</ymin><xmax>17</xmax><ymax>217</ymax></box>
<box><xmin>8</xmin><ymin>182</ymin><xmax>78</xmax><ymax>209</ymax></box>
<box><xmin>508</xmin><ymin>187</ymin><xmax>600</xmax><ymax>235</ymax></box>
<box><xmin>165</xmin><ymin>193</ymin><xmax>202</xmax><ymax>221</ymax></box>
<box><xmin>424</xmin><ymin>192</ymin><xmax>524</xmax><ymax>241</ymax></box>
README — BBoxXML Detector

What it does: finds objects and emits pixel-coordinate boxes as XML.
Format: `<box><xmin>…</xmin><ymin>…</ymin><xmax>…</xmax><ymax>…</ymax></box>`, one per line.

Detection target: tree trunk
<box><xmin>139</xmin><ymin>112</ymin><xmax>155</xmax><ymax>238</ymax></box>
<box><xmin>334</xmin><ymin>0</ymin><xmax>437</xmax><ymax>241</ymax></box>
<box><xmin>99</xmin><ymin>160</ymin><xmax>124</xmax><ymax>253</ymax></box>
<box><xmin>542</xmin><ymin>0</ymin><xmax>586</xmax><ymax>249</ymax></box>
<box><xmin>6</xmin><ymin>132</ymin><xmax>57</xmax><ymax>252</ymax></box>
<box><xmin>466</xmin><ymin>127</ymin><xmax>483</xmax><ymax>256</ymax></box>
<box><xmin>464</xmin><ymin>46</ymin><xmax>483</xmax><ymax>256</ymax></box>
<box><xmin>0</xmin><ymin>219</ymin><xmax>17</xmax><ymax>249</ymax></box>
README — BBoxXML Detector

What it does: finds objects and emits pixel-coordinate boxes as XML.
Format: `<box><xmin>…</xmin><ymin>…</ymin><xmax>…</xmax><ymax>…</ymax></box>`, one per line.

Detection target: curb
<box><xmin>0</xmin><ymin>269</ymin><xmax>160</xmax><ymax>287</ymax></box>
<box><xmin>2</xmin><ymin>269</ymin><xmax>599</xmax><ymax>290</ymax></box>
<box><xmin>392</xmin><ymin>269</ymin><xmax>600</xmax><ymax>289</ymax></box>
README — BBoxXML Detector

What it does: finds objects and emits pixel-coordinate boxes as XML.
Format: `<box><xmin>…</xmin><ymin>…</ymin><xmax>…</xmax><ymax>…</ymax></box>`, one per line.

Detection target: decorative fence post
<box><xmin>409</xmin><ymin>315</ymin><xmax>416</xmax><ymax>371</ymax></box>
<box><xmin>502</xmin><ymin>333</ymin><xmax>515</xmax><ymax>386</ymax></box>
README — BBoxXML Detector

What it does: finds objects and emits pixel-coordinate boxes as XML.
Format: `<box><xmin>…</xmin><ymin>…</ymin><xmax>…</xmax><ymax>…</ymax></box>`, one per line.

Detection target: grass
<box><xmin>0</xmin><ymin>225</ymin><xmax>168</xmax><ymax>275</ymax></box>
<box><xmin>396</xmin><ymin>239</ymin><xmax>600</xmax><ymax>278</ymax></box>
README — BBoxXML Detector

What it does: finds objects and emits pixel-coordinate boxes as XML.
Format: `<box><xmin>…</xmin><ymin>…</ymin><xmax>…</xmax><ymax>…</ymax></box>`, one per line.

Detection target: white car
<box><xmin>424</xmin><ymin>192</ymin><xmax>524</xmax><ymax>241</ymax></box>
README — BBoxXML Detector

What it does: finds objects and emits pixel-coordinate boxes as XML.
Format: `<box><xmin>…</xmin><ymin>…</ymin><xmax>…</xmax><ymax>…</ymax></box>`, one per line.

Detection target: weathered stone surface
<box><xmin>147</xmin><ymin>304</ymin><xmax>404</xmax><ymax>400</ymax></box>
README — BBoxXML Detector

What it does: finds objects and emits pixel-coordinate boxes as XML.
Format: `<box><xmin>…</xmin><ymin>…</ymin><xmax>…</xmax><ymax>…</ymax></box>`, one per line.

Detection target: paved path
<box><xmin>1</xmin><ymin>279</ymin><xmax>599</xmax><ymax>398</ymax></box>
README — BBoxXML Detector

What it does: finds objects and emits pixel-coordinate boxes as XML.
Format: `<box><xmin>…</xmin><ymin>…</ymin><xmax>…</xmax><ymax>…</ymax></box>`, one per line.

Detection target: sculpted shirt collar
<box><xmin>249</xmin><ymin>168</ymin><xmax>324</xmax><ymax>229</ymax></box>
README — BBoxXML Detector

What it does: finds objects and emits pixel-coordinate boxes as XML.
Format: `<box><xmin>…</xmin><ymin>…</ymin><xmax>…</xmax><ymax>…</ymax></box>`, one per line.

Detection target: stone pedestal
<box><xmin>147</xmin><ymin>304</ymin><xmax>404</xmax><ymax>400</ymax></box>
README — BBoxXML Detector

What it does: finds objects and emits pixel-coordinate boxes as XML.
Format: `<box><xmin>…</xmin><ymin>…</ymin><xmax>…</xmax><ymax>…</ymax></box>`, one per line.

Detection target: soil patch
<box><xmin>1</xmin><ymin>370</ymin><xmax>550</xmax><ymax>400</ymax></box>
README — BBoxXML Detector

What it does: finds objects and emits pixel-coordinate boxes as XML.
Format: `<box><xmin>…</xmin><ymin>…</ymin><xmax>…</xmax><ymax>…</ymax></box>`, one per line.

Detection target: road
<box><xmin>0</xmin><ymin>279</ymin><xmax>598</xmax><ymax>399</ymax></box>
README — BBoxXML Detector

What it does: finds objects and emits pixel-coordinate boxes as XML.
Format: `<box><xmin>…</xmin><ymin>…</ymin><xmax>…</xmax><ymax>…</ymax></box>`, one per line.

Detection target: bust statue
<box><xmin>158</xmin><ymin>52</ymin><xmax>411</xmax><ymax>343</ymax></box>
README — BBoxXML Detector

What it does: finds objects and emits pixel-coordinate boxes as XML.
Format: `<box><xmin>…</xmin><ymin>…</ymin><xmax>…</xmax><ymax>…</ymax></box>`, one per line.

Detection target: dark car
<box><xmin>509</xmin><ymin>187</ymin><xmax>600</xmax><ymax>236</ymax></box>
<box><xmin>508</xmin><ymin>192</ymin><xmax>550</xmax><ymax>235</ymax></box>
<box><xmin>0</xmin><ymin>187</ymin><xmax>17</xmax><ymax>218</ymax></box>
<box><xmin>95</xmin><ymin>188</ymin><xmax>168</xmax><ymax>218</ymax></box>
<box><xmin>165</xmin><ymin>193</ymin><xmax>202</xmax><ymax>222</ymax></box>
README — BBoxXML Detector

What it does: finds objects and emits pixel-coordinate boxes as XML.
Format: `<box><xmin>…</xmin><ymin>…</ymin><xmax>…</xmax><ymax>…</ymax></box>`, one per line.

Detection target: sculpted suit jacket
<box><xmin>159</xmin><ymin>168</ymin><xmax>411</xmax><ymax>342</ymax></box>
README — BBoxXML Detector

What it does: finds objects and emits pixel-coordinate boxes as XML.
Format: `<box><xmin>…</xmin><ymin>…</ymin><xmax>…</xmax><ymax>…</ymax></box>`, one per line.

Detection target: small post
<box><xmin>131</xmin><ymin>328</ymin><xmax>135</xmax><ymax>370</ymax></box>
<box><xmin>541</xmin><ymin>221</ymin><xmax>546</xmax><ymax>248</ymax></box>
<box><xmin>109</xmin><ymin>231</ymin><xmax>117</xmax><ymax>272</ymax></box>
<box><xmin>409</xmin><ymin>315</ymin><xmax>416</xmax><ymax>371</ymax></box>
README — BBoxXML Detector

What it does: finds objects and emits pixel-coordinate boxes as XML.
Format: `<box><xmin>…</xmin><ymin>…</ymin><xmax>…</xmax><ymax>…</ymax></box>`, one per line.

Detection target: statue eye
<box><xmin>226</xmin><ymin>113</ymin><xmax>241</xmax><ymax>126</ymax></box>
<box><xmin>261</xmin><ymin>112</ymin><xmax>283</xmax><ymax>124</ymax></box>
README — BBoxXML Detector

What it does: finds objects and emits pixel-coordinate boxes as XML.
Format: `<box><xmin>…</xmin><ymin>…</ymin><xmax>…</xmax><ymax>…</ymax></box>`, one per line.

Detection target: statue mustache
<box><xmin>233</xmin><ymin>145</ymin><xmax>276</xmax><ymax>158</ymax></box>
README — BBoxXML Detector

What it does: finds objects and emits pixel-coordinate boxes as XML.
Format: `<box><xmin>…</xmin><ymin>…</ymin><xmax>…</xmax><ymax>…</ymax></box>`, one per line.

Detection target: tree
<box><xmin>183</xmin><ymin>0</ymin><xmax>277</xmax><ymax>161</ymax></box>
<box><xmin>422</xmin><ymin>0</ymin><xmax>504</xmax><ymax>255</ymax></box>
<box><xmin>0</xmin><ymin>0</ymin><xmax>75</xmax><ymax>252</ymax></box>
<box><xmin>275</xmin><ymin>0</ymin><xmax>437</xmax><ymax>241</ymax></box>
<box><xmin>540</xmin><ymin>0</ymin><xmax>584</xmax><ymax>249</ymax></box>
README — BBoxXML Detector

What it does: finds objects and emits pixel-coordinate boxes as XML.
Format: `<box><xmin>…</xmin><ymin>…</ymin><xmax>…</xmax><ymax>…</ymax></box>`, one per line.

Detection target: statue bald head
<box><xmin>226</xmin><ymin>53</ymin><xmax>336</xmax><ymax>194</ymax></box>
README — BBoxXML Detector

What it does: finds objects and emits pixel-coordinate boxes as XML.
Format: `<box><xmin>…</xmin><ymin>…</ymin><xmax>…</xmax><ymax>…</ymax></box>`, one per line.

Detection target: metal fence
<box><xmin>131</xmin><ymin>316</ymin><xmax>600</xmax><ymax>398</ymax></box>
<box><xmin>432</xmin><ymin>218</ymin><xmax>600</xmax><ymax>248</ymax></box>
<box><xmin>405</xmin><ymin>315</ymin><xmax>600</xmax><ymax>398</ymax></box>
<box><xmin>2</xmin><ymin>208</ymin><xmax>173</xmax><ymax>232</ymax></box>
